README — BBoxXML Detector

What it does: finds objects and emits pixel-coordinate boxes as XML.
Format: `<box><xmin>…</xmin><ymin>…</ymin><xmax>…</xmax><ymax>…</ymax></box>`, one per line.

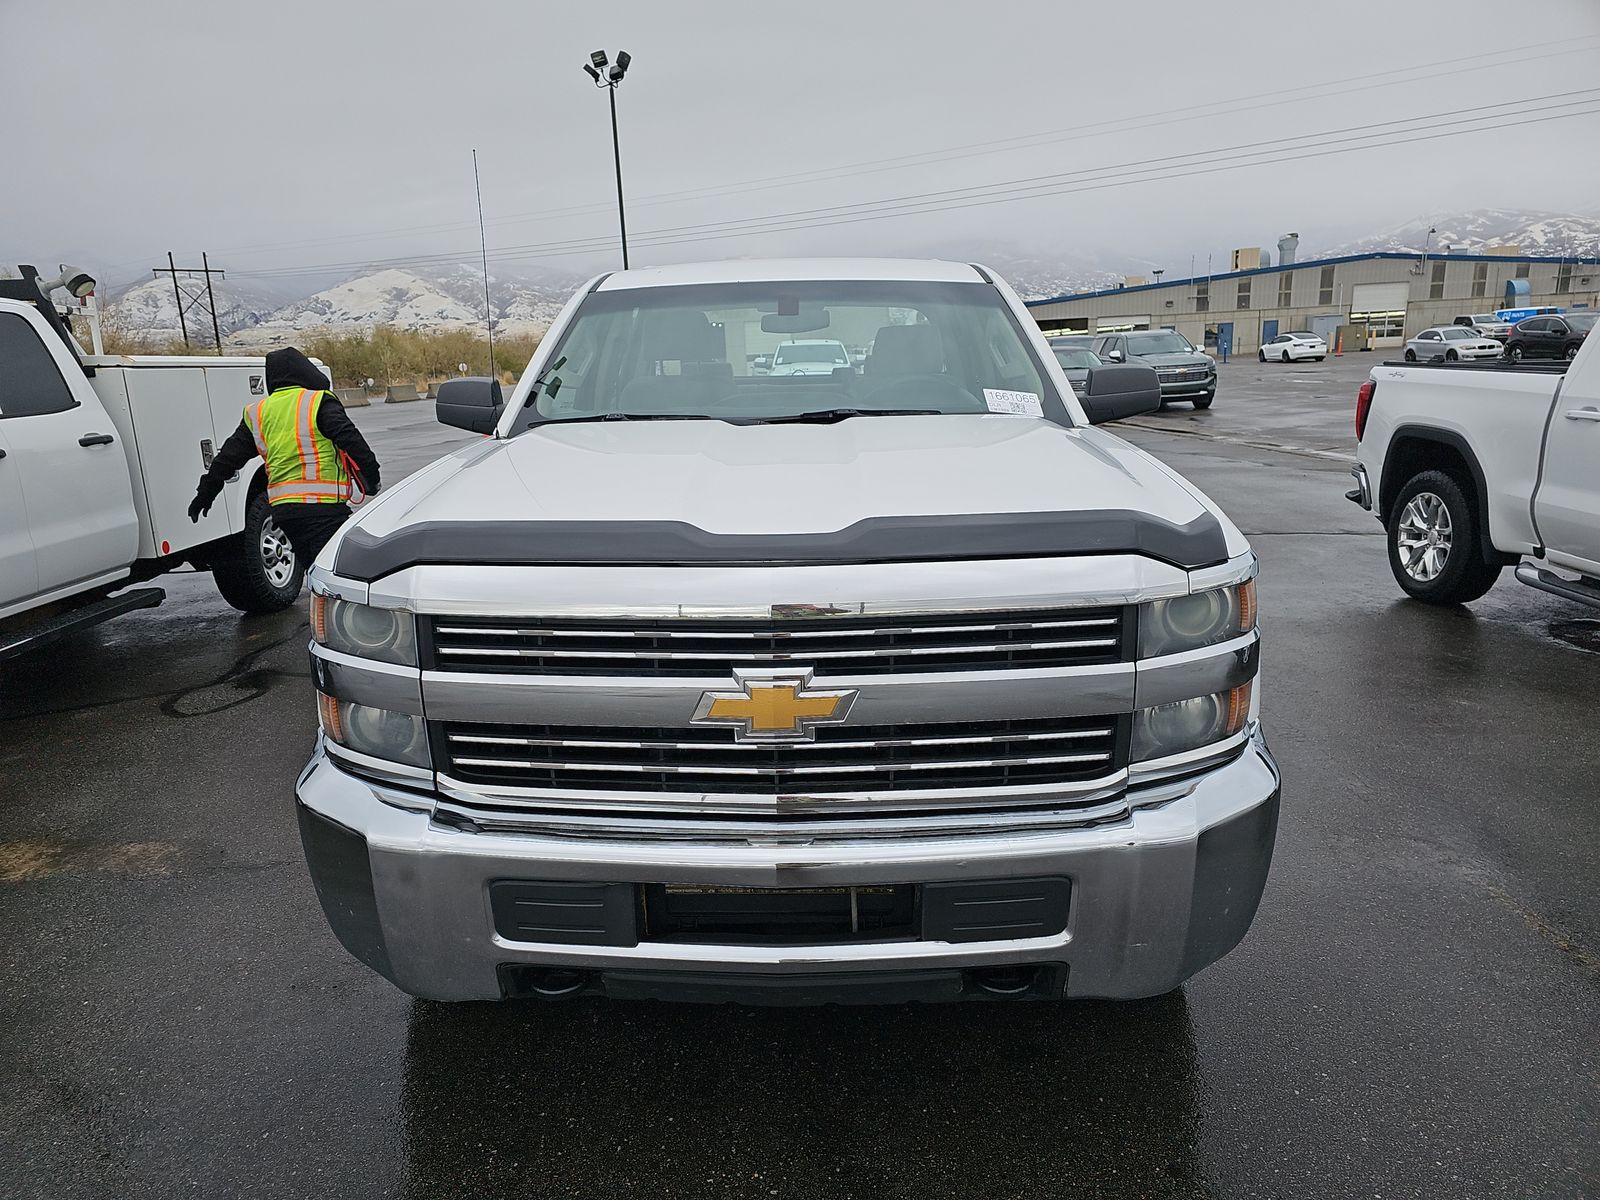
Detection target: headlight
<box><xmin>318</xmin><ymin>694</ymin><xmax>430</xmax><ymax>767</ymax></box>
<box><xmin>1132</xmin><ymin>683</ymin><xmax>1252</xmax><ymax>762</ymax></box>
<box><xmin>1138</xmin><ymin>580</ymin><xmax>1255</xmax><ymax>658</ymax></box>
<box><xmin>311</xmin><ymin>594</ymin><xmax>416</xmax><ymax>665</ymax></box>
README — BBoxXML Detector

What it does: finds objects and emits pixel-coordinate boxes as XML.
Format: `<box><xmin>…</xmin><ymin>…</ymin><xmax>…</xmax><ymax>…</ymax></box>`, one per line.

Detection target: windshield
<box><xmin>1439</xmin><ymin>327</ymin><xmax>1473</xmax><ymax>339</ymax></box>
<box><xmin>516</xmin><ymin>279</ymin><xmax>1064</xmax><ymax>428</ymax></box>
<box><xmin>773</xmin><ymin>343</ymin><xmax>848</xmax><ymax>364</ymax></box>
<box><xmin>1126</xmin><ymin>333</ymin><xmax>1195</xmax><ymax>356</ymax></box>
<box><xmin>1566</xmin><ymin>313</ymin><xmax>1597</xmax><ymax>332</ymax></box>
<box><xmin>1052</xmin><ymin>348</ymin><xmax>1100</xmax><ymax>369</ymax></box>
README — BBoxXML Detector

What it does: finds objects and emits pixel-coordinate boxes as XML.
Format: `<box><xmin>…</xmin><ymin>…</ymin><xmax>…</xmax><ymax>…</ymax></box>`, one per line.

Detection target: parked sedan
<box><xmin>1503</xmin><ymin>313</ymin><xmax>1596</xmax><ymax>362</ymax></box>
<box><xmin>1403</xmin><ymin>326</ymin><xmax>1504</xmax><ymax>363</ymax></box>
<box><xmin>1050</xmin><ymin>345</ymin><xmax>1102</xmax><ymax>397</ymax></box>
<box><xmin>1258</xmin><ymin>331</ymin><xmax>1327</xmax><ymax>362</ymax></box>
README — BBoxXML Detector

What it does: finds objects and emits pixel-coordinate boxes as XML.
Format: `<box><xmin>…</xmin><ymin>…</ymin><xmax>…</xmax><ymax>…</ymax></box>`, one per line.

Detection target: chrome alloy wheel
<box><xmin>259</xmin><ymin>516</ymin><xmax>296</xmax><ymax>588</ymax></box>
<box><xmin>1397</xmin><ymin>492</ymin><xmax>1453</xmax><ymax>582</ymax></box>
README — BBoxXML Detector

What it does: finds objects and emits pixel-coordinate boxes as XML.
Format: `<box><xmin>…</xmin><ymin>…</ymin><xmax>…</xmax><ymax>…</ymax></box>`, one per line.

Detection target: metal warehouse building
<box><xmin>1026</xmin><ymin>248</ymin><xmax>1600</xmax><ymax>355</ymax></box>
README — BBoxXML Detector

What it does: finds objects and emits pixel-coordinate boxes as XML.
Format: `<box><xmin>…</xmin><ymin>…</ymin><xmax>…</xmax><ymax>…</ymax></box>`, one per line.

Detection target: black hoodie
<box><xmin>190</xmin><ymin>347</ymin><xmax>381</xmax><ymax>516</ymax></box>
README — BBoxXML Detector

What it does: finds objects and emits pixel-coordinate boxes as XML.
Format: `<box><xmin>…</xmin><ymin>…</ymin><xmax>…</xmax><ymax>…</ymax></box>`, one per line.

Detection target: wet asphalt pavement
<box><xmin>2</xmin><ymin>384</ymin><xmax>1597</xmax><ymax>1199</ymax></box>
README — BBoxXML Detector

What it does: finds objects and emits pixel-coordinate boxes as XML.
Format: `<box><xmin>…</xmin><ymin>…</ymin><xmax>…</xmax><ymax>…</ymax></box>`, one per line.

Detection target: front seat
<box><xmin>865</xmin><ymin>324</ymin><xmax>944</xmax><ymax>379</ymax></box>
<box><xmin>618</xmin><ymin>311</ymin><xmax>732</xmax><ymax>413</ymax></box>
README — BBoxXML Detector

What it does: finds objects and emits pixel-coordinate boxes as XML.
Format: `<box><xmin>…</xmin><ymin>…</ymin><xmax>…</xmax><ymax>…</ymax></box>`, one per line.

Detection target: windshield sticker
<box><xmin>982</xmin><ymin>389</ymin><xmax>1043</xmax><ymax>417</ymax></box>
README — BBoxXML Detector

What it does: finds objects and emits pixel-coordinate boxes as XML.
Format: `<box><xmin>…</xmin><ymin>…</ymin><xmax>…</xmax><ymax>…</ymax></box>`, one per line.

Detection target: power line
<box><xmin>232</xmin><ymin>89</ymin><xmax>1600</xmax><ymax>279</ymax></box>
<box><xmin>161</xmin><ymin>35</ymin><xmax>1600</xmax><ymax>270</ymax></box>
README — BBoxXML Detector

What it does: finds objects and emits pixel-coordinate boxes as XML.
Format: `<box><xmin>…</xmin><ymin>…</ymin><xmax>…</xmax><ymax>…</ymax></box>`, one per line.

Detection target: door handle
<box><xmin>1563</xmin><ymin>409</ymin><xmax>1600</xmax><ymax>422</ymax></box>
<box><xmin>78</xmin><ymin>433</ymin><xmax>115</xmax><ymax>447</ymax></box>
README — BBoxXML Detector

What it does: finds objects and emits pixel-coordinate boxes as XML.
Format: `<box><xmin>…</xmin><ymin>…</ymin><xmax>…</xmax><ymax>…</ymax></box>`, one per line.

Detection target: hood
<box><xmin>265</xmin><ymin>347</ymin><xmax>330</xmax><ymax>392</ymax></box>
<box><xmin>1133</xmin><ymin>351</ymin><xmax>1212</xmax><ymax>368</ymax></box>
<box><xmin>355</xmin><ymin>415</ymin><xmax>1218</xmax><ymax>542</ymax></box>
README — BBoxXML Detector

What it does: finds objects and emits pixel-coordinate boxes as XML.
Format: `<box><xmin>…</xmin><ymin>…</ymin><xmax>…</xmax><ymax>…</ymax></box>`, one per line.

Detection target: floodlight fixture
<box><xmin>37</xmin><ymin>265</ymin><xmax>97</xmax><ymax>298</ymax></box>
<box><xmin>583</xmin><ymin>62</ymin><xmax>600</xmax><ymax>82</ymax></box>
<box><xmin>590</xmin><ymin>49</ymin><xmax>607</xmax><ymax>69</ymax></box>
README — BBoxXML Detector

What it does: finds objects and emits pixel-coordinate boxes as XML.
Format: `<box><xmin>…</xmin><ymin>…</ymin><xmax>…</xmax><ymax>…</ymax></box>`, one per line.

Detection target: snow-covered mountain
<box><xmin>1323</xmin><ymin>209</ymin><xmax>1600</xmax><ymax>258</ymax></box>
<box><xmin>109</xmin><ymin>276</ymin><xmax>283</xmax><ymax>344</ymax></box>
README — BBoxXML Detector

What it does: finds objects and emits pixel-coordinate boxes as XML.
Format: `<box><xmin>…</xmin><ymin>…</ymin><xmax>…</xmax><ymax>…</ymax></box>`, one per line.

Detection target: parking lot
<box><xmin>3</xmin><ymin>368</ymin><xmax>1597</xmax><ymax>1199</ymax></box>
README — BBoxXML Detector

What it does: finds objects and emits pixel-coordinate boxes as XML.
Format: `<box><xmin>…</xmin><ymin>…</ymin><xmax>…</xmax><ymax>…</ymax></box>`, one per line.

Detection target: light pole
<box><xmin>583</xmin><ymin>49</ymin><xmax>633</xmax><ymax>269</ymax></box>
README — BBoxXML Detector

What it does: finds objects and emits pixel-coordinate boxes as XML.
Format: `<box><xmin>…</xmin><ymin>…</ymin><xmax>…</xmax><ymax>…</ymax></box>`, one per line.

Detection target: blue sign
<box><xmin>1496</xmin><ymin>306</ymin><xmax>1564</xmax><ymax>324</ymax></box>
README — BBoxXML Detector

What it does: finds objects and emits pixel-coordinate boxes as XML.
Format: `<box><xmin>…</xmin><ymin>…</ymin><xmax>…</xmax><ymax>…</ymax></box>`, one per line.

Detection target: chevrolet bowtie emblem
<box><xmin>692</xmin><ymin>669</ymin><xmax>857</xmax><ymax>743</ymax></box>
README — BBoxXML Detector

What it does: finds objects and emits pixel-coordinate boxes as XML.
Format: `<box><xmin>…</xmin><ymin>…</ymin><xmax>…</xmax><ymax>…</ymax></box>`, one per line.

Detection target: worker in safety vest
<box><xmin>188</xmin><ymin>347</ymin><xmax>381</xmax><ymax>568</ymax></box>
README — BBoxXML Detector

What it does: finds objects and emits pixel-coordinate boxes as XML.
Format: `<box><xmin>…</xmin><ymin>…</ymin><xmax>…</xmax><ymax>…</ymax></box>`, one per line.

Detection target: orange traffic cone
<box><xmin>1334</xmin><ymin>332</ymin><xmax>1344</xmax><ymax>357</ymax></box>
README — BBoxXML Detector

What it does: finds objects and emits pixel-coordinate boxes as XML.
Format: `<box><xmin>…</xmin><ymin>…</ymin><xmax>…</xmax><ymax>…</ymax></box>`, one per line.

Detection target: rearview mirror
<box><xmin>1078</xmin><ymin>363</ymin><xmax>1161</xmax><ymax>424</ymax></box>
<box><xmin>761</xmin><ymin>308</ymin><xmax>830</xmax><ymax>334</ymax></box>
<box><xmin>436</xmin><ymin>377</ymin><xmax>504</xmax><ymax>434</ymax></box>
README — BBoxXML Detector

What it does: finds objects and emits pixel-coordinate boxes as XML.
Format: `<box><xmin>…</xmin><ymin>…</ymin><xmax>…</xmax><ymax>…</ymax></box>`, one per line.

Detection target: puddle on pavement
<box><xmin>1548</xmin><ymin>619</ymin><xmax>1600</xmax><ymax>655</ymax></box>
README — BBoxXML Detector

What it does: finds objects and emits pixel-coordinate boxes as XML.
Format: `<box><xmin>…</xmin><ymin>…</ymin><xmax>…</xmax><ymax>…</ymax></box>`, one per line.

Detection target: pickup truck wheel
<box><xmin>211</xmin><ymin>492</ymin><xmax>304</xmax><ymax>613</ymax></box>
<box><xmin>1192</xmin><ymin>391</ymin><xmax>1214</xmax><ymax>409</ymax></box>
<box><xmin>1387</xmin><ymin>471</ymin><xmax>1502</xmax><ymax>605</ymax></box>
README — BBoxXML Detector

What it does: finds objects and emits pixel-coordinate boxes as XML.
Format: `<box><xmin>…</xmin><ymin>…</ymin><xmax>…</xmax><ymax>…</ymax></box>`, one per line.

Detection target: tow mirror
<box><xmin>1078</xmin><ymin>362</ymin><xmax>1161</xmax><ymax>425</ymax></box>
<box><xmin>437</xmin><ymin>377</ymin><xmax>504</xmax><ymax>434</ymax></box>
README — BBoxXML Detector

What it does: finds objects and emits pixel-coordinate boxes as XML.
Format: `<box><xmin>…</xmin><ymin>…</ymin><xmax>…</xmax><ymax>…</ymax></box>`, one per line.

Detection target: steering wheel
<box><xmin>858</xmin><ymin>373</ymin><xmax>984</xmax><ymax>411</ymax></box>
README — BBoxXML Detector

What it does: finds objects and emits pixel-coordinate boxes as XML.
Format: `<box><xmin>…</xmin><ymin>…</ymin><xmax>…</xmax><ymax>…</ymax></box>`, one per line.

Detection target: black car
<box><xmin>1091</xmin><ymin>330</ymin><xmax>1215</xmax><ymax>408</ymax></box>
<box><xmin>1049</xmin><ymin>344</ymin><xmax>1102</xmax><ymax>397</ymax></box>
<box><xmin>1503</xmin><ymin>313</ymin><xmax>1596</xmax><ymax>362</ymax></box>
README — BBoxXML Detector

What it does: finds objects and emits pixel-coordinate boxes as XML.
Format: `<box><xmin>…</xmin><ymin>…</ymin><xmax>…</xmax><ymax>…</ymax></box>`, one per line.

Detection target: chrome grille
<box><xmin>437</xmin><ymin>714</ymin><xmax>1127</xmax><ymax>797</ymax></box>
<box><xmin>1156</xmin><ymin>366</ymin><xmax>1211</xmax><ymax>383</ymax></box>
<box><xmin>424</xmin><ymin>606</ymin><xmax>1129</xmax><ymax>677</ymax></box>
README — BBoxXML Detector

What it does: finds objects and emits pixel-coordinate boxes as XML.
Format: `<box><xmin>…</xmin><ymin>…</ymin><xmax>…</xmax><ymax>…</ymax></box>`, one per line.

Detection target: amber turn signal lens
<box><xmin>1238</xmin><ymin>579</ymin><xmax>1257</xmax><ymax>633</ymax></box>
<box><xmin>310</xmin><ymin>592</ymin><xmax>328</xmax><ymax>643</ymax></box>
<box><xmin>1224</xmin><ymin>681</ymin><xmax>1253</xmax><ymax>737</ymax></box>
<box><xmin>316</xmin><ymin>691</ymin><xmax>343</xmax><ymax>741</ymax></box>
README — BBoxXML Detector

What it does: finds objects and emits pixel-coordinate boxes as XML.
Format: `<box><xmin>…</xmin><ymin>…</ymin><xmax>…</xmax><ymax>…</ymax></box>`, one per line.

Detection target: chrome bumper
<box><xmin>294</xmin><ymin>730</ymin><xmax>1280</xmax><ymax>1003</ymax></box>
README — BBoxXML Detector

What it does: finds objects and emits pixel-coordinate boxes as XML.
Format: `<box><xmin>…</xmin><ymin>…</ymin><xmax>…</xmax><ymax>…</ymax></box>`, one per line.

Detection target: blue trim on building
<box><xmin>1024</xmin><ymin>251</ymin><xmax>1600</xmax><ymax>308</ymax></box>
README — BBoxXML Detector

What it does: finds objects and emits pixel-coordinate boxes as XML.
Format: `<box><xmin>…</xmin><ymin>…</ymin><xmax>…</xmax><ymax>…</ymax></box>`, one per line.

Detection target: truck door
<box><xmin>0</xmin><ymin>421</ymin><xmax>38</xmax><ymax>608</ymax></box>
<box><xmin>0</xmin><ymin>310</ymin><xmax>138</xmax><ymax>598</ymax></box>
<box><xmin>1533</xmin><ymin>350</ymin><xmax>1600</xmax><ymax>576</ymax></box>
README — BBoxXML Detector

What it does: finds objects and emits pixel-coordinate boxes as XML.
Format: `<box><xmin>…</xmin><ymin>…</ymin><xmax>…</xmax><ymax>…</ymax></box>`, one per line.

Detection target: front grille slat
<box><xmin>440</xmin><ymin>715</ymin><xmax>1127</xmax><ymax>797</ymax></box>
<box><xmin>426</xmin><ymin>605</ymin><xmax>1129</xmax><ymax>677</ymax></box>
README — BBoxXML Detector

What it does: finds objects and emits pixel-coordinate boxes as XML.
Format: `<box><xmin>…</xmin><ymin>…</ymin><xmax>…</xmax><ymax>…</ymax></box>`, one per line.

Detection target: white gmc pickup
<box><xmin>1349</xmin><ymin>331</ymin><xmax>1600</xmax><ymax>609</ymax></box>
<box><xmin>0</xmin><ymin>271</ymin><xmax>308</xmax><ymax>661</ymax></box>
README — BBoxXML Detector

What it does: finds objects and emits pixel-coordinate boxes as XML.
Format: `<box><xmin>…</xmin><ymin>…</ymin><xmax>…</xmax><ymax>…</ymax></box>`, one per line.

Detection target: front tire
<box><xmin>1192</xmin><ymin>390</ymin><xmax>1214</xmax><ymax>409</ymax></box>
<box><xmin>1386</xmin><ymin>470</ymin><xmax>1501</xmax><ymax>605</ymax></box>
<box><xmin>1507</xmin><ymin>344</ymin><xmax>1524</xmax><ymax>362</ymax></box>
<box><xmin>211</xmin><ymin>491</ymin><xmax>304</xmax><ymax>613</ymax></box>
<box><xmin>1257</xmin><ymin>350</ymin><xmax>1266</xmax><ymax>362</ymax></box>
<box><xmin>1404</xmin><ymin>349</ymin><xmax>1417</xmax><ymax>362</ymax></box>
<box><xmin>1566</xmin><ymin>344</ymin><xmax>1581</xmax><ymax>360</ymax></box>
<box><xmin>1446</xmin><ymin>350</ymin><xmax>1459</xmax><ymax>362</ymax></box>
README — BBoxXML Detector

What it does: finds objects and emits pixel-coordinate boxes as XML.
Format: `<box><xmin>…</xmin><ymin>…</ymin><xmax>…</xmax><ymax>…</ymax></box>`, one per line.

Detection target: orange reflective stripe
<box><xmin>244</xmin><ymin>401</ymin><xmax>269</xmax><ymax>457</ymax></box>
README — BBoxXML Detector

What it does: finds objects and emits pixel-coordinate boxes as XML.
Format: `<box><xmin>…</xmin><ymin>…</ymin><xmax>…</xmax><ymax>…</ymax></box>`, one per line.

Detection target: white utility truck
<box><xmin>0</xmin><ymin>266</ymin><xmax>304</xmax><ymax>661</ymax></box>
<box><xmin>1349</xmin><ymin>329</ymin><xmax>1600</xmax><ymax>608</ymax></box>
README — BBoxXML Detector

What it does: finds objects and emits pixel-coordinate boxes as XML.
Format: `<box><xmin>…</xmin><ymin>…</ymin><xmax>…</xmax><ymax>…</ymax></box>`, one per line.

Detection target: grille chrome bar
<box><xmin>447</xmin><ymin>728</ymin><xmax>1110</xmax><ymax>752</ymax></box>
<box><xmin>433</xmin><ymin>617</ymin><xmax>1121</xmax><ymax>640</ymax></box>
<box><xmin>435</xmin><ymin>637</ymin><xmax>1121</xmax><ymax>661</ymax></box>
<box><xmin>450</xmin><ymin>752</ymin><xmax>1113</xmax><ymax>776</ymax></box>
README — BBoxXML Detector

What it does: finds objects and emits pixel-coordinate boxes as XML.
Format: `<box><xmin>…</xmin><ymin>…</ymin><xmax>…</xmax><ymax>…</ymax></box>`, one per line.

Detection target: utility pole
<box><xmin>583</xmin><ymin>50</ymin><xmax>633</xmax><ymax>269</ymax></box>
<box><xmin>152</xmin><ymin>254</ymin><xmax>228</xmax><ymax>353</ymax></box>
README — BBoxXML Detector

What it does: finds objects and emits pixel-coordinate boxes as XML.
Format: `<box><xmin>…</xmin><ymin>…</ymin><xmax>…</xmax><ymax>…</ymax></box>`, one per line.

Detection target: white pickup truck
<box><xmin>0</xmin><ymin>269</ymin><xmax>305</xmax><ymax>660</ymax></box>
<box><xmin>1349</xmin><ymin>331</ymin><xmax>1600</xmax><ymax>609</ymax></box>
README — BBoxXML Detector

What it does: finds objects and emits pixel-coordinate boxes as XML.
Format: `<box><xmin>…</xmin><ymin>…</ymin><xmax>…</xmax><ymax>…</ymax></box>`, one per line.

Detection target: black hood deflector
<box><xmin>333</xmin><ymin>510</ymin><xmax>1230</xmax><ymax>580</ymax></box>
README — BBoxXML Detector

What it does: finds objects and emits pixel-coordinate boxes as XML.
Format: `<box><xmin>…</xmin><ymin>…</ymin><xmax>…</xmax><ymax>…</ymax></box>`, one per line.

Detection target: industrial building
<box><xmin>1026</xmin><ymin>235</ymin><xmax>1600</xmax><ymax>355</ymax></box>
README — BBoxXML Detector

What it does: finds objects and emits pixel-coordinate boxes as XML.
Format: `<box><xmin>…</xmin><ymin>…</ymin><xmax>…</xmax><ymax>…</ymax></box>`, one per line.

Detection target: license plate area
<box><xmin>643</xmin><ymin>884</ymin><xmax>916</xmax><ymax>945</ymax></box>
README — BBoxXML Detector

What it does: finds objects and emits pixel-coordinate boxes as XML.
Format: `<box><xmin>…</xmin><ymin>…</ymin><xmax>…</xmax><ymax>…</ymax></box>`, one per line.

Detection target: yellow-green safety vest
<box><xmin>244</xmin><ymin>387</ymin><xmax>351</xmax><ymax>505</ymax></box>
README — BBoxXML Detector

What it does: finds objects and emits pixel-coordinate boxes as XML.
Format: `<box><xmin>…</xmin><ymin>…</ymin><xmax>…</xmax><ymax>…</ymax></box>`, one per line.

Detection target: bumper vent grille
<box><xmin>424</xmin><ymin>606</ymin><xmax>1130</xmax><ymax>678</ymax></box>
<box><xmin>438</xmin><ymin>714</ymin><xmax>1127</xmax><ymax>797</ymax></box>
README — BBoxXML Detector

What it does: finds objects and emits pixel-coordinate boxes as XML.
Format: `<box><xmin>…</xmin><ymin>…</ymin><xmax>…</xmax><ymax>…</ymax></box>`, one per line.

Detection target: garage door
<box><xmin>1350</xmin><ymin>282</ymin><xmax>1410</xmax><ymax>346</ymax></box>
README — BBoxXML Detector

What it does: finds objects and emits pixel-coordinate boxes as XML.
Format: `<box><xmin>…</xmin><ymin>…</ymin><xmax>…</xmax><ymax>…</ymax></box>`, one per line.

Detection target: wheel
<box><xmin>211</xmin><ymin>490</ymin><xmax>304</xmax><ymax>613</ymax></box>
<box><xmin>1507</xmin><ymin>343</ymin><xmax>1524</xmax><ymax>362</ymax></box>
<box><xmin>1446</xmin><ymin>350</ymin><xmax>1459</xmax><ymax>362</ymax></box>
<box><xmin>1257</xmin><ymin>350</ymin><xmax>1266</xmax><ymax>362</ymax></box>
<box><xmin>1281</xmin><ymin>350</ymin><xmax>1291</xmax><ymax>363</ymax></box>
<box><xmin>1566</xmin><ymin>344</ymin><xmax>1581</xmax><ymax>360</ymax></box>
<box><xmin>1192</xmin><ymin>390</ymin><xmax>1214</xmax><ymax>409</ymax></box>
<box><xmin>1404</xmin><ymin>349</ymin><xmax>1417</xmax><ymax>362</ymax></box>
<box><xmin>1386</xmin><ymin>470</ymin><xmax>1502</xmax><ymax>605</ymax></box>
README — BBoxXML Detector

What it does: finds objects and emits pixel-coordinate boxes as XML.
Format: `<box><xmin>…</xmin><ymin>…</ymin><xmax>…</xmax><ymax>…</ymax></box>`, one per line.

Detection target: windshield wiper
<box><xmin>746</xmin><ymin>407</ymin><xmax>943</xmax><ymax>425</ymax></box>
<box><xmin>550</xmin><ymin>412</ymin><xmax>714</xmax><ymax>423</ymax></box>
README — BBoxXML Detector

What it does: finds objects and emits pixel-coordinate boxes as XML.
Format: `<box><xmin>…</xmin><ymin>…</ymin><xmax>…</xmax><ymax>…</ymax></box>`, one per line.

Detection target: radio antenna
<box><xmin>472</xmin><ymin>149</ymin><xmax>495</xmax><ymax>375</ymax></box>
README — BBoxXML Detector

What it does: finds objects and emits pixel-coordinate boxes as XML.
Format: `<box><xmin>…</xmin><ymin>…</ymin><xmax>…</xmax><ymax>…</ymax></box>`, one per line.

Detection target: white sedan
<box><xmin>1403</xmin><ymin>326</ymin><xmax>1503</xmax><ymax>363</ymax></box>
<box><xmin>1258</xmin><ymin>331</ymin><xmax>1327</xmax><ymax>362</ymax></box>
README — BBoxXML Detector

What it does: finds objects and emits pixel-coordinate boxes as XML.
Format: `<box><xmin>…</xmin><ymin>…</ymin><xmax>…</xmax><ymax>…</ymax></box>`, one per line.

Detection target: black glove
<box><xmin>188</xmin><ymin>495</ymin><xmax>211</xmax><ymax>523</ymax></box>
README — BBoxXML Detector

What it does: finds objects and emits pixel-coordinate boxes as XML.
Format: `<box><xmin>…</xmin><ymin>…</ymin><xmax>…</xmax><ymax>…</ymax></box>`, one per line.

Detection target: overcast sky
<box><xmin>7</xmin><ymin>0</ymin><xmax>1599</xmax><ymax>290</ymax></box>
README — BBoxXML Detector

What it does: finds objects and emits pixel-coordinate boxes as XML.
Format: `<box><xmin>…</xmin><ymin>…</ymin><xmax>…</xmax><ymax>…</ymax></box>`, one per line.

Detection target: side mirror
<box><xmin>436</xmin><ymin>377</ymin><xmax>503</xmax><ymax>434</ymax></box>
<box><xmin>1106</xmin><ymin>349</ymin><xmax>1125</xmax><ymax>362</ymax></box>
<box><xmin>1078</xmin><ymin>363</ymin><xmax>1161</xmax><ymax>424</ymax></box>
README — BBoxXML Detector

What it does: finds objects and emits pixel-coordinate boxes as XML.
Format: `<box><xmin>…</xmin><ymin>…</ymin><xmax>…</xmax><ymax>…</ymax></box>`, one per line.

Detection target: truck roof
<box><xmin>593</xmin><ymin>258</ymin><xmax>988</xmax><ymax>290</ymax></box>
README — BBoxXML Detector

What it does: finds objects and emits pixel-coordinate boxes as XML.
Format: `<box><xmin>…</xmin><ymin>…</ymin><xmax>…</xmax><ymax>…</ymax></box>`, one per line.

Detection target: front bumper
<box><xmin>1157</xmin><ymin>374</ymin><xmax>1215</xmax><ymax>396</ymax></box>
<box><xmin>294</xmin><ymin>731</ymin><xmax>1281</xmax><ymax>1004</ymax></box>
